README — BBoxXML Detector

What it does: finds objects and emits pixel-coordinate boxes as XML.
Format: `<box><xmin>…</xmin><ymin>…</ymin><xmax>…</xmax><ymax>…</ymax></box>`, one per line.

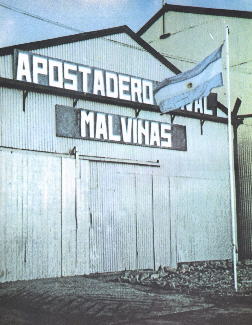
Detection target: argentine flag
<box><xmin>154</xmin><ymin>45</ymin><xmax>224</xmax><ymax>113</ymax></box>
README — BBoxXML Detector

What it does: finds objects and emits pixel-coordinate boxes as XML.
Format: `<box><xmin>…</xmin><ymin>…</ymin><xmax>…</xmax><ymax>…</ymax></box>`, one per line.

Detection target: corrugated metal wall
<box><xmin>30</xmin><ymin>33</ymin><xmax>173</xmax><ymax>82</ymax></box>
<box><xmin>237</xmin><ymin>124</ymin><xmax>252</xmax><ymax>259</ymax></box>
<box><xmin>141</xmin><ymin>9</ymin><xmax>252</xmax><ymax>260</ymax></box>
<box><xmin>61</xmin><ymin>158</ymin><xmax>90</xmax><ymax>276</ymax></box>
<box><xmin>89</xmin><ymin>163</ymin><xmax>137</xmax><ymax>272</ymax></box>
<box><xmin>152</xmin><ymin>176</ymin><xmax>172</xmax><ymax>268</ymax></box>
<box><xmin>0</xmin><ymin>150</ymin><xmax>91</xmax><ymax>282</ymax></box>
<box><xmin>0</xmin><ymin>31</ymin><xmax>233</xmax><ymax>282</ymax></box>
<box><xmin>0</xmin><ymin>86</ymin><xmax>232</xmax><ymax>280</ymax></box>
<box><xmin>0</xmin><ymin>147</ymin><xmax>232</xmax><ymax>282</ymax></box>
<box><xmin>89</xmin><ymin>163</ymin><xmax>158</xmax><ymax>273</ymax></box>
<box><xmin>170</xmin><ymin>177</ymin><xmax>232</xmax><ymax>262</ymax></box>
<box><xmin>0</xmin><ymin>150</ymin><xmax>62</xmax><ymax>282</ymax></box>
<box><xmin>0</xmin><ymin>87</ymin><xmax>229</xmax><ymax>181</ymax></box>
<box><xmin>0</xmin><ymin>34</ymin><xmax>173</xmax><ymax>81</ymax></box>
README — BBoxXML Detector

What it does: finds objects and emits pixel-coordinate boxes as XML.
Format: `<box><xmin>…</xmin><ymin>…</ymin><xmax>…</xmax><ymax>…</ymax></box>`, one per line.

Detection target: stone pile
<box><xmin>119</xmin><ymin>260</ymin><xmax>252</xmax><ymax>295</ymax></box>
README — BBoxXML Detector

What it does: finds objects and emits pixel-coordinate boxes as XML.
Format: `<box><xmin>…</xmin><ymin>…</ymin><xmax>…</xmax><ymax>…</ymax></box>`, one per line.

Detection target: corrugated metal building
<box><xmin>138</xmin><ymin>3</ymin><xmax>252</xmax><ymax>259</ymax></box>
<box><xmin>0</xmin><ymin>25</ymin><xmax>231</xmax><ymax>283</ymax></box>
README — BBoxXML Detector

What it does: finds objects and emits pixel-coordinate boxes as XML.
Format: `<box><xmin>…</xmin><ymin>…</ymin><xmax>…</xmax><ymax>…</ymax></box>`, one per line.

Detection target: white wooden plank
<box><xmin>61</xmin><ymin>158</ymin><xmax>76</xmax><ymax>276</ymax></box>
<box><xmin>153</xmin><ymin>175</ymin><xmax>171</xmax><ymax>269</ymax></box>
<box><xmin>89</xmin><ymin>162</ymin><xmax>139</xmax><ymax>273</ymax></box>
<box><xmin>89</xmin><ymin>162</ymin><xmax>104</xmax><ymax>273</ymax></box>
<box><xmin>76</xmin><ymin>159</ymin><xmax>90</xmax><ymax>275</ymax></box>
<box><xmin>136</xmin><ymin>173</ymin><xmax>154</xmax><ymax>270</ymax></box>
<box><xmin>0</xmin><ymin>151</ymin><xmax>62</xmax><ymax>282</ymax></box>
<box><xmin>45</xmin><ymin>156</ymin><xmax>62</xmax><ymax>278</ymax></box>
<box><xmin>112</xmin><ymin>171</ymin><xmax>136</xmax><ymax>271</ymax></box>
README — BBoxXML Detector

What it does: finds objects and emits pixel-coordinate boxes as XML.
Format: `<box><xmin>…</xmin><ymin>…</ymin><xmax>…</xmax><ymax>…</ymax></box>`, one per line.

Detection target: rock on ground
<box><xmin>118</xmin><ymin>260</ymin><xmax>252</xmax><ymax>296</ymax></box>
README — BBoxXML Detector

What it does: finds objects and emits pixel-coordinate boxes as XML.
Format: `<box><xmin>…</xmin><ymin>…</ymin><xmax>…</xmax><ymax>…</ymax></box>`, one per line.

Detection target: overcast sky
<box><xmin>0</xmin><ymin>0</ymin><xmax>252</xmax><ymax>48</ymax></box>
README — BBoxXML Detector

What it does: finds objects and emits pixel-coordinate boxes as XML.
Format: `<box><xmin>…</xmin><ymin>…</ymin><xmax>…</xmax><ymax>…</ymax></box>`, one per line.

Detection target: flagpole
<box><xmin>225</xmin><ymin>25</ymin><xmax>238</xmax><ymax>292</ymax></box>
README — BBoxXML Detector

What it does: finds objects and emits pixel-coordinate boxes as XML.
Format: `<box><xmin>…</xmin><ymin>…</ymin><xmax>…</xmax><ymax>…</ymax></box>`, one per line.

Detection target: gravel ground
<box><xmin>117</xmin><ymin>260</ymin><xmax>252</xmax><ymax>296</ymax></box>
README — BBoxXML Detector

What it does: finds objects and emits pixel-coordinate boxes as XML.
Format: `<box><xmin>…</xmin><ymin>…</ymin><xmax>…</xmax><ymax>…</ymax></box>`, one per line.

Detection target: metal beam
<box><xmin>217</xmin><ymin>101</ymin><xmax>228</xmax><ymax>115</ymax></box>
<box><xmin>23</xmin><ymin>90</ymin><xmax>28</xmax><ymax>112</ymax></box>
<box><xmin>200</xmin><ymin>119</ymin><xmax>205</xmax><ymax>135</ymax></box>
<box><xmin>237</xmin><ymin>114</ymin><xmax>252</xmax><ymax>119</ymax></box>
<box><xmin>233</xmin><ymin>98</ymin><xmax>242</xmax><ymax>117</ymax></box>
<box><xmin>73</xmin><ymin>98</ymin><xmax>79</xmax><ymax>108</ymax></box>
<box><xmin>79</xmin><ymin>155</ymin><xmax>160</xmax><ymax>167</ymax></box>
<box><xmin>0</xmin><ymin>77</ymin><xmax>228</xmax><ymax>124</ymax></box>
<box><xmin>167</xmin><ymin>109</ymin><xmax>227</xmax><ymax>124</ymax></box>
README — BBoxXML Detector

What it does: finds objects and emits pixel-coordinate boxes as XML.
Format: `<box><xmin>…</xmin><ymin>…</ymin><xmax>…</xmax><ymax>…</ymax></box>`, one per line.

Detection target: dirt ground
<box><xmin>0</xmin><ymin>274</ymin><xmax>252</xmax><ymax>325</ymax></box>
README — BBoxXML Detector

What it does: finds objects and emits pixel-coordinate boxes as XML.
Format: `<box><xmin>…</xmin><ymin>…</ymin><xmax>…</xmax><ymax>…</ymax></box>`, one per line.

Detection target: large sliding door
<box><xmin>89</xmin><ymin>162</ymin><xmax>171</xmax><ymax>273</ymax></box>
<box><xmin>0</xmin><ymin>152</ymin><xmax>173</xmax><ymax>282</ymax></box>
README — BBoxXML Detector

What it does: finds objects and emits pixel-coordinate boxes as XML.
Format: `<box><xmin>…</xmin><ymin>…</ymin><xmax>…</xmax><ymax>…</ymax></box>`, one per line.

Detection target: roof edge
<box><xmin>0</xmin><ymin>24</ymin><xmax>180</xmax><ymax>74</ymax></box>
<box><xmin>138</xmin><ymin>5</ymin><xmax>166</xmax><ymax>36</ymax></box>
<box><xmin>0</xmin><ymin>25</ymin><xmax>128</xmax><ymax>56</ymax></box>
<box><xmin>124</xmin><ymin>27</ymin><xmax>181</xmax><ymax>74</ymax></box>
<box><xmin>138</xmin><ymin>3</ymin><xmax>252</xmax><ymax>36</ymax></box>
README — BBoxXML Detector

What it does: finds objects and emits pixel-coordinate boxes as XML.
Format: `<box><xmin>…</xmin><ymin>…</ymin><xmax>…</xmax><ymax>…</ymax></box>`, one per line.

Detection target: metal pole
<box><xmin>162</xmin><ymin>0</ymin><xmax>166</xmax><ymax>35</ymax></box>
<box><xmin>225</xmin><ymin>25</ymin><xmax>238</xmax><ymax>291</ymax></box>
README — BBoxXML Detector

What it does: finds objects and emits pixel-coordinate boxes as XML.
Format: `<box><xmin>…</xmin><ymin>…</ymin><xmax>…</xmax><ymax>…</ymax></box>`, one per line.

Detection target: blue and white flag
<box><xmin>154</xmin><ymin>45</ymin><xmax>224</xmax><ymax>113</ymax></box>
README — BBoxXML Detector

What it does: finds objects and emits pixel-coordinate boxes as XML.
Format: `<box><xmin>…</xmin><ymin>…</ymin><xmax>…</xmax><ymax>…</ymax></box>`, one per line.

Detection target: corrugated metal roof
<box><xmin>0</xmin><ymin>25</ymin><xmax>180</xmax><ymax>74</ymax></box>
<box><xmin>138</xmin><ymin>4</ymin><xmax>252</xmax><ymax>36</ymax></box>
